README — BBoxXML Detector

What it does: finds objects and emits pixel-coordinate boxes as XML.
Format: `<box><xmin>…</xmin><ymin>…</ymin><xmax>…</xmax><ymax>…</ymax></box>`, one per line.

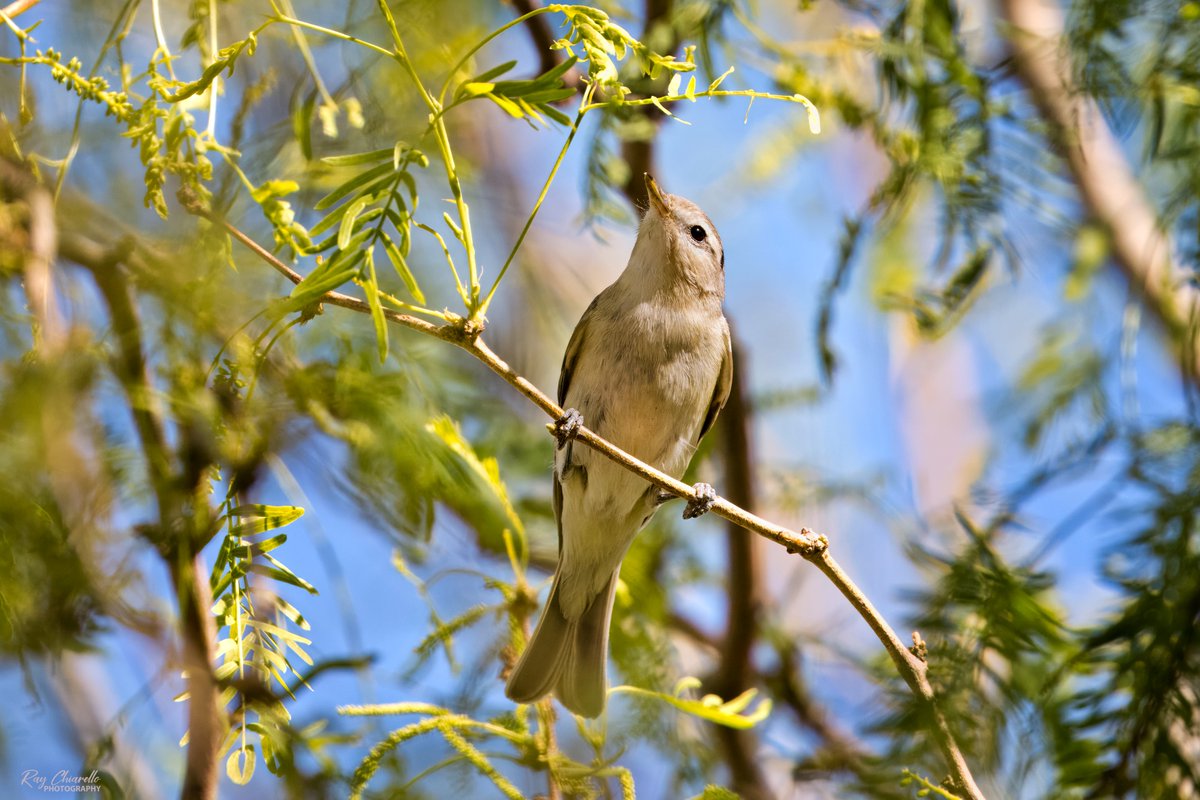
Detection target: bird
<box><xmin>505</xmin><ymin>173</ymin><xmax>732</xmax><ymax>718</ymax></box>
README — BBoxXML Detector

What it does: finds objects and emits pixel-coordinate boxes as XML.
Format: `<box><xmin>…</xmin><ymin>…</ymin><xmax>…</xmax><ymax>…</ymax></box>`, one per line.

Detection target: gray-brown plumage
<box><xmin>505</xmin><ymin>175</ymin><xmax>732</xmax><ymax>718</ymax></box>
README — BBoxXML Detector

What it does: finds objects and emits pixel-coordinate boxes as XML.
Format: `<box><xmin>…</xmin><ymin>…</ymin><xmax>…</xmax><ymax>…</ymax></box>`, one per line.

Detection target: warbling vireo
<box><xmin>505</xmin><ymin>174</ymin><xmax>732</xmax><ymax>717</ymax></box>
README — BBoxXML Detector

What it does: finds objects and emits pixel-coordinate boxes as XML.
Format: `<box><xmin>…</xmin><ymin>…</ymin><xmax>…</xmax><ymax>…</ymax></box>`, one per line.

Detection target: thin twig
<box><xmin>213</xmin><ymin>213</ymin><xmax>986</xmax><ymax>799</ymax></box>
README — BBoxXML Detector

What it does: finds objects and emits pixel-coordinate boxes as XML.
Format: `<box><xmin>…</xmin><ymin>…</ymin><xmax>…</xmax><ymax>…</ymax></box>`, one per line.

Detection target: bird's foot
<box><xmin>553</xmin><ymin>408</ymin><xmax>584</xmax><ymax>449</ymax></box>
<box><xmin>683</xmin><ymin>483</ymin><xmax>717</xmax><ymax>519</ymax></box>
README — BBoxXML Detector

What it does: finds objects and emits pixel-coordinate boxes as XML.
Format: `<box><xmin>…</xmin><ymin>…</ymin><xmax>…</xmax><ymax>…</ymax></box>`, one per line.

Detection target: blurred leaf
<box><xmin>610</xmin><ymin>681</ymin><xmax>772</xmax><ymax>730</ymax></box>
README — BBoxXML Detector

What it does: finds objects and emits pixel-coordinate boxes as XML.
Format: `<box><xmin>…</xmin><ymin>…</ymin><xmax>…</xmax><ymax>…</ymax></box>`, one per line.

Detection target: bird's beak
<box><xmin>644</xmin><ymin>173</ymin><xmax>669</xmax><ymax>216</ymax></box>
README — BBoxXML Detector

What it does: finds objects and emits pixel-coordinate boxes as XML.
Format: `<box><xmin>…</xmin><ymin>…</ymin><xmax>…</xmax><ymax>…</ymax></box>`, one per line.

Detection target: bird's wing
<box><xmin>558</xmin><ymin>296</ymin><xmax>600</xmax><ymax>406</ymax></box>
<box><xmin>554</xmin><ymin>297</ymin><xmax>600</xmax><ymax>547</ymax></box>
<box><xmin>697</xmin><ymin>322</ymin><xmax>733</xmax><ymax>442</ymax></box>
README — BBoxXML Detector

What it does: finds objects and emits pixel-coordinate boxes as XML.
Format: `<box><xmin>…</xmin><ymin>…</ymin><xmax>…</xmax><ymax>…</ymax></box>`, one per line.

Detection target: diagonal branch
<box><xmin>208</xmin><ymin>212</ymin><xmax>987</xmax><ymax>800</ymax></box>
<box><xmin>59</xmin><ymin>228</ymin><xmax>222</xmax><ymax>800</ymax></box>
<box><xmin>1002</xmin><ymin>0</ymin><xmax>1198</xmax><ymax>379</ymax></box>
<box><xmin>0</xmin><ymin>0</ymin><xmax>41</xmax><ymax>20</ymax></box>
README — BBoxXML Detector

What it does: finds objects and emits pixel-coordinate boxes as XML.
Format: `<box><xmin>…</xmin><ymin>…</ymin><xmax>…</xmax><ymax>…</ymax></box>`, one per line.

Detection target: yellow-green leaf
<box><xmin>425</xmin><ymin>415</ymin><xmax>525</xmax><ymax>542</ymax></box>
<box><xmin>382</xmin><ymin>232</ymin><xmax>425</xmax><ymax>304</ymax></box>
<box><xmin>226</xmin><ymin>746</ymin><xmax>255</xmax><ymax>785</ymax></box>
<box><xmin>460</xmin><ymin>81</ymin><xmax>495</xmax><ymax>96</ymax></box>
<box><xmin>610</xmin><ymin>683</ymin><xmax>772</xmax><ymax>730</ymax></box>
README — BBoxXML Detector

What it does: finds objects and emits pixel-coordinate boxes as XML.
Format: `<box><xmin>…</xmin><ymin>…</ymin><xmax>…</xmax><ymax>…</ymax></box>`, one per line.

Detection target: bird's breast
<box><xmin>565</xmin><ymin>299</ymin><xmax>726</xmax><ymax>472</ymax></box>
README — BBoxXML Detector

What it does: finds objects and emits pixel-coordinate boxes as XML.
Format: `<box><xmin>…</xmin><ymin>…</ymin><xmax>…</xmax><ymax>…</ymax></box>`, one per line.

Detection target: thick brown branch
<box><xmin>710</xmin><ymin>331</ymin><xmax>770</xmax><ymax>800</ymax></box>
<box><xmin>1002</xmin><ymin>0</ymin><xmax>1198</xmax><ymax>378</ymax></box>
<box><xmin>714</xmin><ymin>332</ymin><xmax>761</xmax><ymax>695</ymax></box>
<box><xmin>77</xmin><ymin>251</ymin><xmax>221</xmax><ymax>800</ymax></box>
<box><xmin>619</xmin><ymin>0</ymin><xmax>679</xmax><ymax>211</ymax></box>
<box><xmin>216</xmin><ymin>215</ymin><xmax>985</xmax><ymax>799</ymax></box>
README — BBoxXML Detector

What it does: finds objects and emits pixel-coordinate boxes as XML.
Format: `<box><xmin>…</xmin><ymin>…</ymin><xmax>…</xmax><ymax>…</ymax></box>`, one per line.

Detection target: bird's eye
<box><xmin>689</xmin><ymin>225</ymin><xmax>707</xmax><ymax>242</ymax></box>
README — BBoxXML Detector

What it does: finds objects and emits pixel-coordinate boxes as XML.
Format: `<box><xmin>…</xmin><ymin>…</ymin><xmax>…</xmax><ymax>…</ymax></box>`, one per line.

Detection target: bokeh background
<box><xmin>1</xmin><ymin>0</ymin><xmax>1198</xmax><ymax>798</ymax></box>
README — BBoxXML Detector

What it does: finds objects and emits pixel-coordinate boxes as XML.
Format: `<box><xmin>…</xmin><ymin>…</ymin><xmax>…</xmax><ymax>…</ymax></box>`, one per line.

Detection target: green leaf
<box><xmin>361</xmin><ymin>249</ymin><xmax>389</xmax><ymax>363</ymax></box>
<box><xmin>253</xmin><ymin>553</ymin><xmax>318</xmax><ymax>594</ymax></box>
<box><xmin>412</xmin><ymin>603</ymin><xmax>491</xmax><ymax>661</ymax></box>
<box><xmin>459</xmin><ymin>81</ymin><xmax>495</xmax><ymax>97</ymax></box>
<box><xmin>442</xmin><ymin>212</ymin><xmax>464</xmax><ymax>243</ymax></box>
<box><xmin>321</xmin><ymin>147</ymin><xmax>394</xmax><ymax>167</ymax></box>
<box><xmin>229</xmin><ymin>533</ymin><xmax>288</xmax><ymax>558</ymax></box>
<box><xmin>691</xmin><ymin>787</ymin><xmax>741</xmax><ymax>800</ymax></box>
<box><xmin>610</xmin><ymin>683</ymin><xmax>772</xmax><ymax>729</ymax></box>
<box><xmin>381</xmin><ymin>231</ymin><xmax>424</xmax><ymax>304</ymax></box>
<box><xmin>284</xmin><ymin>635</ymin><xmax>314</xmax><ymax>666</ymax></box>
<box><xmin>249</xmin><ymin>179</ymin><xmax>299</xmax><ymax>204</ymax></box>
<box><xmin>470</xmin><ymin>59</ymin><xmax>518</xmax><ymax>83</ymax></box>
<box><xmin>542</xmin><ymin>104</ymin><xmax>573</xmax><ymax>126</ymax></box>
<box><xmin>246</xmin><ymin>619</ymin><xmax>312</xmax><ymax>645</ymax></box>
<box><xmin>425</xmin><ymin>416</ymin><xmax>525</xmax><ymax>546</ymax></box>
<box><xmin>708</xmin><ymin>65</ymin><xmax>735</xmax><ymax>91</ymax></box>
<box><xmin>486</xmin><ymin>93</ymin><xmax>525</xmax><ymax>119</ymax></box>
<box><xmin>539</xmin><ymin>54</ymin><xmax>579</xmax><ymax>82</ymax></box>
<box><xmin>167</xmin><ymin>33</ymin><xmax>258</xmax><ymax>100</ymax></box>
<box><xmin>519</xmin><ymin>86</ymin><xmax>576</xmax><ymax>104</ymax></box>
<box><xmin>228</xmin><ymin>504</ymin><xmax>304</xmax><ymax>534</ymax></box>
<box><xmin>293</xmin><ymin>88</ymin><xmax>316</xmax><ymax>161</ymax></box>
<box><xmin>338</xmin><ymin>196</ymin><xmax>369</xmax><ymax>250</ymax></box>
<box><xmin>211</xmin><ymin>569</ymin><xmax>234</xmax><ymax>600</ymax></box>
<box><xmin>396</xmin><ymin>171</ymin><xmax>418</xmax><ymax>206</ymax></box>
<box><xmin>275</xmin><ymin>596</ymin><xmax>311</xmax><ymax>631</ymax></box>
<box><xmin>214</xmin><ymin>660</ymin><xmax>239</xmax><ymax>681</ymax></box>
<box><xmin>314</xmin><ymin>162</ymin><xmax>394</xmax><ymax>211</ymax></box>
<box><xmin>311</xmin><ymin>203</ymin><xmax>385</xmax><ymax>240</ymax></box>
<box><xmin>284</xmin><ymin>242</ymin><xmax>367</xmax><ymax>311</ymax></box>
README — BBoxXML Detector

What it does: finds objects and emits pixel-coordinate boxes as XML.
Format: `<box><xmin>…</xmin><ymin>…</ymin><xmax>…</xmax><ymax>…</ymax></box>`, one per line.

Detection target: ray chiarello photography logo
<box><xmin>19</xmin><ymin>769</ymin><xmax>102</xmax><ymax>793</ymax></box>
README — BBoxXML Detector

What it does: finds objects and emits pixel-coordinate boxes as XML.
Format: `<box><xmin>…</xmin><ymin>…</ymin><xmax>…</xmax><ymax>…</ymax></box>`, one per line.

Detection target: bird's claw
<box><xmin>683</xmin><ymin>483</ymin><xmax>717</xmax><ymax>519</ymax></box>
<box><xmin>553</xmin><ymin>408</ymin><xmax>583</xmax><ymax>449</ymax></box>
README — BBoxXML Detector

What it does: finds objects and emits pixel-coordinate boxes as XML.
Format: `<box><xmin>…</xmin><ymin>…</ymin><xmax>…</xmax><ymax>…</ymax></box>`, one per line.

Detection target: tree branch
<box><xmin>0</xmin><ymin>0</ymin><xmax>41</xmax><ymax>20</ymax></box>
<box><xmin>618</xmin><ymin>0</ymin><xmax>679</xmax><ymax>211</ymax></box>
<box><xmin>76</xmin><ymin>248</ymin><xmax>221</xmax><ymax>800</ymax></box>
<box><xmin>767</xmin><ymin>643</ymin><xmax>870</xmax><ymax>776</ymax></box>
<box><xmin>1002</xmin><ymin>0</ymin><xmax>1198</xmax><ymax>378</ymax></box>
<box><xmin>210</xmin><ymin>213</ymin><xmax>987</xmax><ymax>799</ymax></box>
<box><xmin>714</xmin><ymin>333</ymin><xmax>761</xmax><ymax>695</ymax></box>
<box><xmin>506</xmin><ymin>0</ymin><xmax>564</xmax><ymax>77</ymax></box>
<box><xmin>709</xmin><ymin>331</ymin><xmax>771</xmax><ymax>800</ymax></box>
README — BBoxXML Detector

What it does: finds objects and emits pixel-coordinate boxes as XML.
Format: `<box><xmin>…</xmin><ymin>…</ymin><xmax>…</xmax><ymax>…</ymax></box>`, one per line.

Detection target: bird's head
<box><xmin>630</xmin><ymin>173</ymin><xmax>725</xmax><ymax>298</ymax></box>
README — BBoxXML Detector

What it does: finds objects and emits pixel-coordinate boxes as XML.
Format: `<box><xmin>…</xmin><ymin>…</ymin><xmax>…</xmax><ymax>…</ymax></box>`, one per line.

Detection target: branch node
<box><xmin>910</xmin><ymin>630</ymin><xmax>928</xmax><ymax>662</ymax></box>
<box><xmin>176</xmin><ymin>184</ymin><xmax>210</xmax><ymax>217</ymax></box>
<box><xmin>439</xmin><ymin>312</ymin><xmax>485</xmax><ymax>345</ymax></box>
<box><xmin>298</xmin><ymin>300</ymin><xmax>325</xmax><ymax>323</ymax></box>
<box><xmin>788</xmin><ymin>528</ymin><xmax>828</xmax><ymax>558</ymax></box>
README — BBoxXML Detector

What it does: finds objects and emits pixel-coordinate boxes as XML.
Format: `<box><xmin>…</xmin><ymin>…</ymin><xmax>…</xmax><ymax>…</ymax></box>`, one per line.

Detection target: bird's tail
<box><xmin>504</xmin><ymin>569</ymin><xmax>618</xmax><ymax>718</ymax></box>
